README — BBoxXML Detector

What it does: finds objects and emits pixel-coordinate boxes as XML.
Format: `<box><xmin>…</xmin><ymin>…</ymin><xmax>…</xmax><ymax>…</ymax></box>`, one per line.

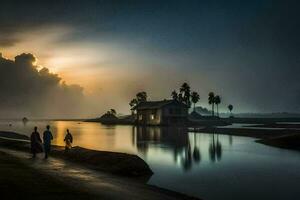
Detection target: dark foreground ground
<box><xmin>0</xmin><ymin>132</ymin><xmax>199</xmax><ymax>200</ymax></box>
<box><xmin>0</xmin><ymin>151</ymin><xmax>96</xmax><ymax>200</ymax></box>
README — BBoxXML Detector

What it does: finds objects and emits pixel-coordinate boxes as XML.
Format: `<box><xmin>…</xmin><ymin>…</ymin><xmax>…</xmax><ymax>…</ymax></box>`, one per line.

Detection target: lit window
<box><xmin>150</xmin><ymin>114</ymin><xmax>155</xmax><ymax>120</ymax></box>
<box><xmin>139</xmin><ymin>114</ymin><xmax>143</xmax><ymax>120</ymax></box>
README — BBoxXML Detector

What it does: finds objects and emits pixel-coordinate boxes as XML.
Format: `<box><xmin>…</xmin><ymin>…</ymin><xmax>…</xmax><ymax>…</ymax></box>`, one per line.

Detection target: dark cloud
<box><xmin>0</xmin><ymin>53</ymin><xmax>86</xmax><ymax>118</ymax></box>
<box><xmin>0</xmin><ymin>0</ymin><xmax>136</xmax><ymax>46</ymax></box>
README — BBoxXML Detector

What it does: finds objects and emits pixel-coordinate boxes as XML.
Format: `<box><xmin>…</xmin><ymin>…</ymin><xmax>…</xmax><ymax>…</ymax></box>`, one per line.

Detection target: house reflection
<box><xmin>133</xmin><ymin>126</ymin><xmax>204</xmax><ymax>171</ymax></box>
<box><xmin>134</xmin><ymin>126</ymin><xmax>189</xmax><ymax>156</ymax></box>
<box><xmin>133</xmin><ymin>127</ymin><xmax>224</xmax><ymax>170</ymax></box>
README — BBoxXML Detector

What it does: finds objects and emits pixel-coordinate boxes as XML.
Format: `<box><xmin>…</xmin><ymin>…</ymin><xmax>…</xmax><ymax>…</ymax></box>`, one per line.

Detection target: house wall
<box><xmin>137</xmin><ymin>103</ymin><xmax>188</xmax><ymax>125</ymax></box>
<box><xmin>161</xmin><ymin>105</ymin><xmax>188</xmax><ymax>125</ymax></box>
<box><xmin>137</xmin><ymin>109</ymin><xmax>162</xmax><ymax>125</ymax></box>
<box><xmin>162</xmin><ymin>105</ymin><xmax>188</xmax><ymax>117</ymax></box>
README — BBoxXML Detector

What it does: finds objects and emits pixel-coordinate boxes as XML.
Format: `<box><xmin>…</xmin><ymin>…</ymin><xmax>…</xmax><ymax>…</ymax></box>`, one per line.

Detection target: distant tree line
<box><xmin>128</xmin><ymin>82</ymin><xmax>234</xmax><ymax>117</ymax></box>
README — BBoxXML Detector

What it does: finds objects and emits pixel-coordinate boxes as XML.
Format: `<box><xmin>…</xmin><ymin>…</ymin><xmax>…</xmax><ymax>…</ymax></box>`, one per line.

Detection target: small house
<box><xmin>133</xmin><ymin>100</ymin><xmax>189</xmax><ymax>126</ymax></box>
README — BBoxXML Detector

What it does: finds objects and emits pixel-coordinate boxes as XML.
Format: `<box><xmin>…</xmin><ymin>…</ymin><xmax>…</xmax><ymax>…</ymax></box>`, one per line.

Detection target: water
<box><xmin>1</xmin><ymin>120</ymin><xmax>300</xmax><ymax>200</ymax></box>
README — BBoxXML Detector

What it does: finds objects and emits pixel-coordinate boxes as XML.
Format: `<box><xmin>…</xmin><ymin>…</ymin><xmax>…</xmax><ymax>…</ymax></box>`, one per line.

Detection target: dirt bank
<box><xmin>0</xmin><ymin>131</ymin><xmax>152</xmax><ymax>178</ymax></box>
<box><xmin>256</xmin><ymin>133</ymin><xmax>300</xmax><ymax>151</ymax></box>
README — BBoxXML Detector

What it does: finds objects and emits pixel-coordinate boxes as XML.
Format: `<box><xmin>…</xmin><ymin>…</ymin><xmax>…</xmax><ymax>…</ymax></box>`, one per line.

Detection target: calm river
<box><xmin>1</xmin><ymin>120</ymin><xmax>300</xmax><ymax>200</ymax></box>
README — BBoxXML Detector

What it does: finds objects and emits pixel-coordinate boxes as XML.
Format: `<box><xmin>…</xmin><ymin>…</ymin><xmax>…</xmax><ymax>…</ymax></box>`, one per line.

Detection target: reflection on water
<box><xmin>1</xmin><ymin>120</ymin><xmax>300</xmax><ymax>200</ymax></box>
<box><xmin>209</xmin><ymin>134</ymin><xmax>222</xmax><ymax>163</ymax></box>
<box><xmin>134</xmin><ymin>127</ymin><xmax>190</xmax><ymax>168</ymax></box>
<box><xmin>134</xmin><ymin>126</ymin><xmax>224</xmax><ymax>171</ymax></box>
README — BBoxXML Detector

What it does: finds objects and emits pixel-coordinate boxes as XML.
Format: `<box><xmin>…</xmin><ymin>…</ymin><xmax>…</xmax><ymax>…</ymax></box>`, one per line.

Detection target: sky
<box><xmin>0</xmin><ymin>0</ymin><xmax>299</xmax><ymax>118</ymax></box>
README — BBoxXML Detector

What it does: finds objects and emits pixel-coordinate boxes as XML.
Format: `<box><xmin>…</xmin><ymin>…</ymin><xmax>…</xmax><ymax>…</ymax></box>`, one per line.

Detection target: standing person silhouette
<box><xmin>64</xmin><ymin>129</ymin><xmax>73</xmax><ymax>151</ymax></box>
<box><xmin>30</xmin><ymin>126</ymin><xmax>43</xmax><ymax>158</ymax></box>
<box><xmin>43</xmin><ymin>125</ymin><xmax>53</xmax><ymax>159</ymax></box>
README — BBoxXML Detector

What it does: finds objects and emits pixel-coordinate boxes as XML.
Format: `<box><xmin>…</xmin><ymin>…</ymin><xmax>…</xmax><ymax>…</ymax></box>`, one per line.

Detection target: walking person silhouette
<box><xmin>43</xmin><ymin>125</ymin><xmax>53</xmax><ymax>159</ymax></box>
<box><xmin>64</xmin><ymin>129</ymin><xmax>73</xmax><ymax>151</ymax></box>
<box><xmin>30</xmin><ymin>126</ymin><xmax>43</xmax><ymax>158</ymax></box>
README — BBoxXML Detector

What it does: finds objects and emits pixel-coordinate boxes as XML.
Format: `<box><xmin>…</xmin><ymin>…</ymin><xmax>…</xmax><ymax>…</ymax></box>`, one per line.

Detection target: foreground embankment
<box><xmin>0</xmin><ymin>131</ymin><xmax>152</xmax><ymax>177</ymax></box>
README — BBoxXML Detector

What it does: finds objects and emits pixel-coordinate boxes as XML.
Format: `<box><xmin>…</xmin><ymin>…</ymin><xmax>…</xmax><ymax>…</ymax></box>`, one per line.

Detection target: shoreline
<box><xmin>0</xmin><ymin>132</ymin><xmax>153</xmax><ymax>178</ymax></box>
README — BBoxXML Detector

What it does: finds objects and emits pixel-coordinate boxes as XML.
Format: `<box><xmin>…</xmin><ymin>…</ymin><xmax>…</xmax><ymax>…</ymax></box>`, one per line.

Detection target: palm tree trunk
<box><xmin>194</xmin><ymin>103</ymin><xmax>196</xmax><ymax>112</ymax></box>
<box><xmin>217</xmin><ymin>105</ymin><xmax>219</xmax><ymax>117</ymax></box>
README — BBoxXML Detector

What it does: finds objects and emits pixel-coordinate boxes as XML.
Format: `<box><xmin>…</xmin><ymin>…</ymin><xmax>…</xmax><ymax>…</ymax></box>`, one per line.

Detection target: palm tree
<box><xmin>191</xmin><ymin>91</ymin><xmax>200</xmax><ymax>112</ymax></box>
<box><xmin>136</xmin><ymin>91</ymin><xmax>147</xmax><ymax>103</ymax></box>
<box><xmin>129</xmin><ymin>98</ymin><xmax>138</xmax><ymax>108</ymax></box>
<box><xmin>228</xmin><ymin>104</ymin><xmax>233</xmax><ymax>117</ymax></box>
<box><xmin>129</xmin><ymin>91</ymin><xmax>148</xmax><ymax>115</ymax></box>
<box><xmin>180</xmin><ymin>82</ymin><xmax>191</xmax><ymax>107</ymax></box>
<box><xmin>171</xmin><ymin>90</ymin><xmax>178</xmax><ymax>100</ymax></box>
<box><xmin>208</xmin><ymin>92</ymin><xmax>215</xmax><ymax>116</ymax></box>
<box><xmin>178</xmin><ymin>93</ymin><xmax>183</xmax><ymax>103</ymax></box>
<box><xmin>214</xmin><ymin>95</ymin><xmax>221</xmax><ymax>117</ymax></box>
<box><xmin>110</xmin><ymin>109</ymin><xmax>117</xmax><ymax>116</ymax></box>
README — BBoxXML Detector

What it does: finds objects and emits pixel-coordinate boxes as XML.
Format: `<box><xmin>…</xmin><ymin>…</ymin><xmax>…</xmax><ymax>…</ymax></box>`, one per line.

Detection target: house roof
<box><xmin>132</xmin><ymin>100</ymin><xmax>188</xmax><ymax>110</ymax></box>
